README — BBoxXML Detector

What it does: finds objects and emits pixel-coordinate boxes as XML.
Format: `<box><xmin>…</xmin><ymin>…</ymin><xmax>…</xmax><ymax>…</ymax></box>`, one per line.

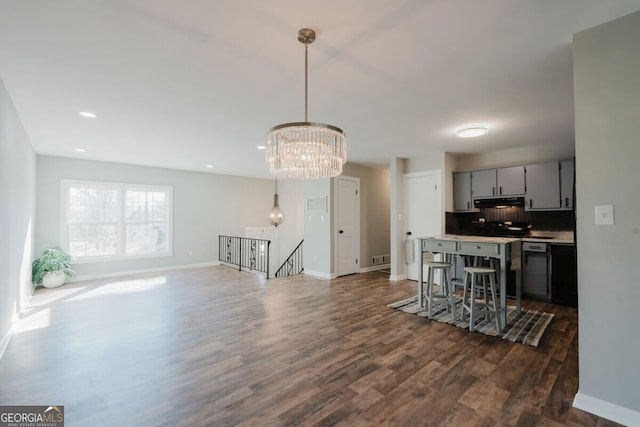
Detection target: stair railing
<box><xmin>219</xmin><ymin>235</ymin><xmax>271</xmax><ymax>277</ymax></box>
<box><xmin>275</xmin><ymin>239</ymin><xmax>304</xmax><ymax>278</ymax></box>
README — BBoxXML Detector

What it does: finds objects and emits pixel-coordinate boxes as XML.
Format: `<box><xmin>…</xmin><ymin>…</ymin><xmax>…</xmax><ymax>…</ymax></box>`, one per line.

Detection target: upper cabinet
<box><xmin>471</xmin><ymin>169</ymin><xmax>497</xmax><ymax>198</ymax></box>
<box><xmin>471</xmin><ymin>166</ymin><xmax>525</xmax><ymax>198</ymax></box>
<box><xmin>453</xmin><ymin>172</ymin><xmax>472</xmax><ymax>211</ymax></box>
<box><xmin>525</xmin><ymin>162</ymin><xmax>561</xmax><ymax>210</ymax></box>
<box><xmin>452</xmin><ymin>159</ymin><xmax>574</xmax><ymax>212</ymax></box>
<box><xmin>560</xmin><ymin>159</ymin><xmax>575</xmax><ymax>210</ymax></box>
<box><xmin>497</xmin><ymin>166</ymin><xmax>526</xmax><ymax>196</ymax></box>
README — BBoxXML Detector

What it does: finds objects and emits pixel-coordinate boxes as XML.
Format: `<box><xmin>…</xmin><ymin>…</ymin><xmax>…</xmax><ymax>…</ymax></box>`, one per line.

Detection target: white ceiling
<box><xmin>1</xmin><ymin>1</ymin><xmax>639</xmax><ymax>178</ymax></box>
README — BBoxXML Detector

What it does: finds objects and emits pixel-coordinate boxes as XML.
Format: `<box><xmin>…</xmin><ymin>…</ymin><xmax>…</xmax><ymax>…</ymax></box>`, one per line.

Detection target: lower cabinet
<box><xmin>550</xmin><ymin>244</ymin><xmax>577</xmax><ymax>307</ymax></box>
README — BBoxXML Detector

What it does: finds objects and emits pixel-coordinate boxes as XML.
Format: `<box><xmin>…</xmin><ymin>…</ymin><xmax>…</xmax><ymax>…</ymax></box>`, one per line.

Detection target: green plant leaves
<box><xmin>32</xmin><ymin>247</ymin><xmax>75</xmax><ymax>285</ymax></box>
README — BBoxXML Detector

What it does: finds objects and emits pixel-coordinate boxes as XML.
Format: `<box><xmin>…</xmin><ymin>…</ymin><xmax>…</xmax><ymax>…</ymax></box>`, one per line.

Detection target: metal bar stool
<box><xmin>460</xmin><ymin>266</ymin><xmax>500</xmax><ymax>331</ymax></box>
<box><xmin>424</xmin><ymin>260</ymin><xmax>456</xmax><ymax>319</ymax></box>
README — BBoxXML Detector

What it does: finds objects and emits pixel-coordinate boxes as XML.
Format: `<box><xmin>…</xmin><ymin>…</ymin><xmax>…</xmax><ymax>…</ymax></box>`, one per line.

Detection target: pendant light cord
<box><xmin>304</xmin><ymin>41</ymin><xmax>309</xmax><ymax>122</ymax></box>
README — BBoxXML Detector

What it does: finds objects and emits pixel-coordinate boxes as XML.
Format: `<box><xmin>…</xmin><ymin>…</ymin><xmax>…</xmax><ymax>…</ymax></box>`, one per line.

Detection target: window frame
<box><xmin>61</xmin><ymin>179</ymin><xmax>173</xmax><ymax>263</ymax></box>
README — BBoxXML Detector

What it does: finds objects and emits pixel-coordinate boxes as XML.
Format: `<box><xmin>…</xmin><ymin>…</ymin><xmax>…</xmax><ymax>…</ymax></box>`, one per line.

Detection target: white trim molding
<box><xmin>389</xmin><ymin>274</ymin><xmax>406</xmax><ymax>281</ymax></box>
<box><xmin>71</xmin><ymin>261</ymin><xmax>220</xmax><ymax>282</ymax></box>
<box><xmin>304</xmin><ymin>270</ymin><xmax>336</xmax><ymax>280</ymax></box>
<box><xmin>573</xmin><ymin>391</ymin><xmax>640</xmax><ymax>426</ymax></box>
<box><xmin>359</xmin><ymin>264</ymin><xmax>390</xmax><ymax>274</ymax></box>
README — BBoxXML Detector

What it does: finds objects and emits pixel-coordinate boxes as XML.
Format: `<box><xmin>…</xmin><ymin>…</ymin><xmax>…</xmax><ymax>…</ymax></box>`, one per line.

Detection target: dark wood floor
<box><xmin>0</xmin><ymin>266</ymin><xmax>618</xmax><ymax>426</ymax></box>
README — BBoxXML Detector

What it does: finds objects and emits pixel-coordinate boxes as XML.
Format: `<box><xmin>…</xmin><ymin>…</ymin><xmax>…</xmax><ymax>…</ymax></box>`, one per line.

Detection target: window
<box><xmin>62</xmin><ymin>180</ymin><xmax>172</xmax><ymax>261</ymax></box>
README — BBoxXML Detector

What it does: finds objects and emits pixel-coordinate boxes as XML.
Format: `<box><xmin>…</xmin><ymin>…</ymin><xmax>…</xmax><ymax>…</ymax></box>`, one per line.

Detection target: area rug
<box><xmin>388</xmin><ymin>295</ymin><xmax>554</xmax><ymax>347</ymax></box>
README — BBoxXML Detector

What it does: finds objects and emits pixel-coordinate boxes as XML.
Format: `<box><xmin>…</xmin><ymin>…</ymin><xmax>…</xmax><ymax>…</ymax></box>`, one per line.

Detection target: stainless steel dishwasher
<box><xmin>522</xmin><ymin>241</ymin><xmax>550</xmax><ymax>301</ymax></box>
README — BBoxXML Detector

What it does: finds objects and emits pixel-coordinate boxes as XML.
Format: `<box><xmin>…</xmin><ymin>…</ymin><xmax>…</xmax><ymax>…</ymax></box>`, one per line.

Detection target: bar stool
<box><xmin>424</xmin><ymin>261</ymin><xmax>456</xmax><ymax>319</ymax></box>
<box><xmin>460</xmin><ymin>266</ymin><xmax>500</xmax><ymax>332</ymax></box>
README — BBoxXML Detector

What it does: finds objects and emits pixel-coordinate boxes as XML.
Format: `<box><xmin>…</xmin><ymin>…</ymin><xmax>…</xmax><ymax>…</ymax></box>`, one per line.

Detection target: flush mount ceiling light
<box><xmin>455</xmin><ymin>124</ymin><xmax>489</xmax><ymax>138</ymax></box>
<box><xmin>78</xmin><ymin>111</ymin><xmax>96</xmax><ymax>118</ymax></box>
<box><xmin>265</xmin><ymin>28</ymin><xmax>347</xmax><ymax>179</ymax></box>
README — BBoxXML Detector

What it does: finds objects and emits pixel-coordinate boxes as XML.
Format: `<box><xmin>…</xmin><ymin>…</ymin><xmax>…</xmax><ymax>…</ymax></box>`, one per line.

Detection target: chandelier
<box><xmin>266</xmin><ymin>28</ymin><xmax>347</xmax><ymax>179</ymax></box>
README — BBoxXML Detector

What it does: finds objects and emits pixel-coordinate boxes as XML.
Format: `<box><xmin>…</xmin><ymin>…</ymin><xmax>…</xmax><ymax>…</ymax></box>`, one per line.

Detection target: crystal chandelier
<box><xmin>266</xmin><ymin>28</ymin><xmax>347</xmax><ymax>179</ymax></box>
<box><xmin>267</xmin><ymin>177</ymin><xmax>285</xmax><ymax>227</ymax></box>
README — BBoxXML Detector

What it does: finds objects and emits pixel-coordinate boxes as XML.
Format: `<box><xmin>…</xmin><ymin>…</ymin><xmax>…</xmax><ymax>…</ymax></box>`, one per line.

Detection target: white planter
<box><xmin>41</xmin><ymin>271</ymin><xmax>66</xmax><ymax>288</ymax></box>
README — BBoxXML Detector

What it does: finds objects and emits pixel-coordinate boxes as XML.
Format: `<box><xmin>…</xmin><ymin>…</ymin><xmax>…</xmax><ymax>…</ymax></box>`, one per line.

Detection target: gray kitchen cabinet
<box><xmin>471</xmin><ymin>166</ymin><xmax>525</xmax><ymax>198</ymax></box>
<box><xmin>522</xmin><ymin>241</ymin><xmax>550</xmax><ymax>300</ymax></box>
<box><xmin>453</xmin><ymin>172</ymin><xmax>473</xmax><ymax>211</ymax></box>
<box><xmin>497</xmin><ymin>165</ymin><xmax>525</xmax><ymax>195</ymax></box>
<box><xmin>525</xmin><ymin>162</ymin><xmax>561</xmax><ymax>210</ymax></box>
<box><xmin>471</xmin><ymin>169</ymin><xmax>497</xmax><ymax>198</ymax></box>
<box><xmin>560</xmin><ymin>159</ymin><xmax>574</xmax><ymax>210</ymax></box>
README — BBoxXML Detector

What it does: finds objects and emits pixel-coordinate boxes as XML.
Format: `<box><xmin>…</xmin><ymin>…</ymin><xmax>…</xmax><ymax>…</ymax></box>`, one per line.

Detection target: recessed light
<box><xmin>455</xmin><ymin>124</ymin><xmax>489</xmax><ymax>138</ymax></box>
<box><xmin>79</xmin><ymin>111</ymin><xmax>97</xmax><ymax>118</ymax></box>
<box><xmin>205</xmin><ymin>164</ymin><xmax>213</xmax><ymax>169</ymax></box>
<box><xmin>74</xmin><ymin>148</ymin><xmax>86</xmax><ymax>153</ymax></box>
<box><xmin>257</xmin><ymin>145</ymin><xmax>266</xmax><ymax>150</ymax></box>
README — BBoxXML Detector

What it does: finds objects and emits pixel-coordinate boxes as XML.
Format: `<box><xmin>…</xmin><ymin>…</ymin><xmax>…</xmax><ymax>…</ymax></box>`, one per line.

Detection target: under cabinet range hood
<box><xmin>473</xmin><ymin>197</ymin><xmax>525</xmax><ymax>209</ymax></box>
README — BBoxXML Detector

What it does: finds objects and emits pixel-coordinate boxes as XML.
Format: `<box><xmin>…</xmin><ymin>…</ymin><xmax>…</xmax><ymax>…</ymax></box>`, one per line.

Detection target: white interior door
<box><xmin>403</xmin><ymin>171</ymin><xmax>442</xmax><ymax>281</ymax></box>
<box><xmin>337</xmin><ymin>177</ymin><xmax>360</xmax><ymax>276</ymax></box>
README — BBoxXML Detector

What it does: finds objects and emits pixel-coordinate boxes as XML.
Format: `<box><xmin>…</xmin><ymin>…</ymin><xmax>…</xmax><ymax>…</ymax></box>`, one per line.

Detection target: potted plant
<box><xmin>32</xmin><ymin>247</ymin><xmax>75</xmax><ymax>288</ymax></box>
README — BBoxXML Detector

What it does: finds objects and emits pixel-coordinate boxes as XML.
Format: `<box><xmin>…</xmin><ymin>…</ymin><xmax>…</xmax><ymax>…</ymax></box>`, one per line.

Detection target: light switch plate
<box><xmin>595</xmin><ymin>205</ymin><xmax>614</xmax><ymax>225</ymax></box>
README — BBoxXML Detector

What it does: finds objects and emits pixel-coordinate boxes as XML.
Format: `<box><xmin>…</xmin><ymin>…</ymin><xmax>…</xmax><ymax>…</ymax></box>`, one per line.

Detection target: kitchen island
<box><xmin>419</xmin><ymin>234</ymin><xmax>522</xmax><ymax>331</ymax></box>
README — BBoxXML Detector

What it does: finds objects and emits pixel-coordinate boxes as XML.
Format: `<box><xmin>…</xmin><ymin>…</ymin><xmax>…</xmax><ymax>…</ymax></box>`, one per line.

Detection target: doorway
<box><xmin>336</xmin><ymin>176</ymin><xmax>360</xmax><ymax>277</ymax></box>
<box><xmin>403</xmin><ymin>170</ymin><xmax>442</xmax><ymax>281</ymax></box>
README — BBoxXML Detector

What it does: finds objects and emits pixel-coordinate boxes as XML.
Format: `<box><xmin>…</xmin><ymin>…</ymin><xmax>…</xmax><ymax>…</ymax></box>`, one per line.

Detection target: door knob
<box><xmin>406</xmin><ymin>231</ymin><xmax>412</xmax><ymax>236</ymax></box>
<box><xmin>339</xmin><ymin>230</ymin><xmax>344</xmax><ymax>234</ymax></box>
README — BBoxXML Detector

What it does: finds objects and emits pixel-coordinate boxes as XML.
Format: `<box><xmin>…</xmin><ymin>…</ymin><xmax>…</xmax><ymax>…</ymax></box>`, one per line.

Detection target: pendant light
<box><xmin>265</xmin><ymin>28</ymin><xmax>347</xmax><ymax>179</ymax></box>
<box><xmin>268</xmin><ymin>177</ymin><xmax>285</xmax><ymax>227</ymax></box>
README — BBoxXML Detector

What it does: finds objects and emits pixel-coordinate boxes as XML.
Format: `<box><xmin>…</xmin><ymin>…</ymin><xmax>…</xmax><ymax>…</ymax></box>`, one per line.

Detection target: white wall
<box><xmin>0</xmin><ymin>78</ymin><xmax>36</xmax><ymax>355</ymax></box>
<box><xmin>572</xmin><ymin>10</ymin><xmax>640</xmax><ymax>425</ymax></box>
<box><xmin>455</xmin><ymin>143</ymin><xmax>575</xmax><ymax>171</ymax></box>
<box><xmin>303</xmin><ymin>178</ymin><xmax>333</xmax><ymax>278</ymax></box>
<box><xmin>36</xmin><ymin>156</ymin><xmax>303</xmax><ymax>278</ymax></box>
<box><xmin>390</xmin><ymin>158</ymin><xmax>404</xmax><ymax>280</ymax></box>
<box><xmin>389</xmin><ymin>153</ymin><xmax>449</xmax><ymax>280</ymax></box>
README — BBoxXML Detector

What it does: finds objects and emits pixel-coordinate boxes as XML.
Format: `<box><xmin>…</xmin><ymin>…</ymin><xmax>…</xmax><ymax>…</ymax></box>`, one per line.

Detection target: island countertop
<box><xmin>422</xmin><ymin>234</ymin><xmax>521</xmax><ymax>244</ymax></box>
<box><xmin>418</xmin><ymin>234</ymin><xmax>522</xmax><ymax>331</ymax></box>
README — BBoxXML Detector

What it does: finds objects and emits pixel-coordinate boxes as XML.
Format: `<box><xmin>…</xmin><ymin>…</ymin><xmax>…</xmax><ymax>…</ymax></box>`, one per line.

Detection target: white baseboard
<box><xmin>359</xmin><ymin>264</ymin><xmax>390</xmax><ymax>273</ymax></box>
<box><xmin>304</xmin><ymin>270</ymin><xmax>336</xmax><ymax>279</ymax></box>
<box><xmin>389</xmin><ymin>274</ymin><xmax>406</xmax><ymax>281</ymax></box>
<box><xmin>71</xmin><ymin>261</ymin><xmax>220</xmax><ymax>282</ymax></box>
<box><xmin>573</xmin><ymin>390</ymin><xmax>640</xmax><ymax>426</ymax></box>
<box><xmin>0</xmin><ymin>325</ymin><xmax>12</xmax><ymax>362</ymax></box>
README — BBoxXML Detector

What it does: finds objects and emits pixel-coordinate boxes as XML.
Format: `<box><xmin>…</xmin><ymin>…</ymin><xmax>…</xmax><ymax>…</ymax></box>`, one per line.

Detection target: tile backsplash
<box><xmin>446</xmin><ymin>208</ymin><xmax>574</xmax><ymax>234</ymax></box>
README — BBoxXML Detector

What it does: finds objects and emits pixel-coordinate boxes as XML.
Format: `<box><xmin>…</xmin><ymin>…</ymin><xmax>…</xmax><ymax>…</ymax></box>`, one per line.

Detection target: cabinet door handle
<box><xmin>492</xmin><ymin>187</ymin><xmax>495</xmax><ymax>196</ymax></box>
<box><xmin>529</xmin><ymin>199</ymin><xmax>533</xmax><ymax>208</ymax></box>
<box><xmin>565</xmin><ymin>197</ymin><xmax>569</xmax><ymax>207</ymax></box>
<box><xmin>467</xmin><ymin>201</ymin><xmax>470</xmax><ymax>210</ymax></box>
<box><xmin>499</xmin><ymin>186</ymin><xmax>503</xmax><ymax>195</ymax></box>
